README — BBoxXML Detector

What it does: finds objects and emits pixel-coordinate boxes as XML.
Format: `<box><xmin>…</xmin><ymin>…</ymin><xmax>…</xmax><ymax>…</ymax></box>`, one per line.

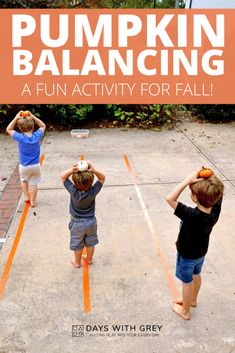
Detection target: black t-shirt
<box><xmin>174</xmin><ymin>198</ymin><xmax>222</xmax><ymax>259</ymax></box>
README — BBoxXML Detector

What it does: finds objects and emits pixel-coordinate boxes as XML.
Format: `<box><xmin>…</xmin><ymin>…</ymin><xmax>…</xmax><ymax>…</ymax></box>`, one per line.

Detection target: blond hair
<box><xmin>17</xmin><ymin>116</ymin><xmax>34</xmax><ymax>133</ymax></box>
<box><xmin>72</xmin><ymin>171</ymin><xmax>94</xmax><ymax>191</ymax></box>
<box><xmin>190</xmin><ymin>175</ymin><xmax>224</xmax><ymax>208</ymax></box>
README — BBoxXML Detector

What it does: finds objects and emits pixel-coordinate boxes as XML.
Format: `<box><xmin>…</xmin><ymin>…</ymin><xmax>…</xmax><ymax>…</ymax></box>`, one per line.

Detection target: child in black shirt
<box><xmin>166</xmin><ymin>168</ymin><xmax>224</xmax><ymax>320</ymax></box>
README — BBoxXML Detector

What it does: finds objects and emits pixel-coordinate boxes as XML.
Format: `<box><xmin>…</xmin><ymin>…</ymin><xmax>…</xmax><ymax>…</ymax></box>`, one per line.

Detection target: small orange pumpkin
<box><xmin>20</xmin><ymin>111</ymin><xmax>30</xmax><ymax>117</ymax></box>
<box><xmin>198</xmin><ymin>167</ymin><xmax>213</xmax><ymax>178</ymax></box>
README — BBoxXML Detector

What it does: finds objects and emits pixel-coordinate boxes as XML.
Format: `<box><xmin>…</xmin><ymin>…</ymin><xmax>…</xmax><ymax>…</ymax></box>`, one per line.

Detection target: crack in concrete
<box><xmin>177</xmin><ymin>126</ymin><xmax>235</xmax><ymax>189</ymax></box>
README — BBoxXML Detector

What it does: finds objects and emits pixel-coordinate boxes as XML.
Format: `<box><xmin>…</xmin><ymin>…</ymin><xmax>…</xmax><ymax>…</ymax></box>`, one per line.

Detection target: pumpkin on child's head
<box><xmin>77</xmin><ymin>160</ymin><xmax>88</xmax><ymax>172</ymax></box>
<box><xmin>198</xmin><ymin>167</ymin><xmax>213</xmax><ymax>178</ymax></box>
<box><xmin>20</xmin><ymin>111</ymin><xmax>31</xmax><ymax>117</ymax></box>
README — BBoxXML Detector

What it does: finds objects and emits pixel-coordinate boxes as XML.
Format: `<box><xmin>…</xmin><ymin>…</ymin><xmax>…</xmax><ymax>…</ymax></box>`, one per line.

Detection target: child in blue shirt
<box><xmin>6</xmin><ymin>111</ymin><xmax>46</xmax><ymax>207</ymax></box>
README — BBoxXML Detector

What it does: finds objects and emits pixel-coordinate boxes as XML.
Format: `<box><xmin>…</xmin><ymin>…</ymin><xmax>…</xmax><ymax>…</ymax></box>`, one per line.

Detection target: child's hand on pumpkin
<box><xmin>72</xmin><ymin>163</ymin><xmax>79</xmax><ymax>173</ymax></box>
<box><xmin>185</xmin><ymin>169</ymin><xmax>203</xmax><ymax>185</ymax></box>
<box><xmin>87</xmin><ymin>162</ymin><xmax>95</xmax><ymax>173</ymax></box>
<box><xmin>15</xmin><ymin>111</ymin><xmax>23</xmax><ymax>120</ymax></box>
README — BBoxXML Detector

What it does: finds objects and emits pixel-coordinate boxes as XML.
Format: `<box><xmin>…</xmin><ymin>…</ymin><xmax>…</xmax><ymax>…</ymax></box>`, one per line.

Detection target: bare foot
<box><xmin>174</xmin><ymin>297</ymin><xmax>197</xmax><ymax>307</ymax></box>
<box><xmin>71</xmin><ymin>260</ymin><xmax>80</xmax><ymax>268</ymax></box>
<box><xmin>172</xmin><ymin>303</ymin><xmax>190</xmax><ymax>321</ymax></box>
<box><xmin>82</xmin><ymin>256</ymin><xmax>92</xmax><ymax>265</ymax></box>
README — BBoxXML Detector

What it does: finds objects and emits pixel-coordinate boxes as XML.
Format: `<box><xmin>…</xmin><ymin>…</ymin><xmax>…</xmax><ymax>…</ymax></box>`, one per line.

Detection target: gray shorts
<box><xmin>69</xmin><ymin>217</ymin><xmax>98</xmax><ymax>251</ymax></box>
<box><xmin>19</xmin><ymin>163</ymin><xmax>41</xmax><ymax>186</ymax></box>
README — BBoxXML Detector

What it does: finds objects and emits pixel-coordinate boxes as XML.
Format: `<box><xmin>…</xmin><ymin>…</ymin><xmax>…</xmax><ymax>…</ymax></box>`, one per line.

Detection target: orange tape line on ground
<box><xmin>123</xmin><ymin>154</ymin><xmax>179</xmax><ymax>300</ymax></box>
<box><xmin>0</xmin><ymin>154</ymin><xmax>45</xmax><ymax>299</ymax></box>
<box><xmin>80</xmin><ymin>154</ymin><xmax>91</xmax><ymax>313</ymax></box>
<box><xmin>0</xmin><ymin>202</ymin><xmax>30</xmax><ymax>298</ymax></box>
<box><xmin>40</xmin><ymin>154</ymin><xmax>45</xmax><ymax>165</ymax></box>
<box><xmin>82</xmin><ymin>251</ymin><xmax>91</xmax><ymax>313</ymax></box>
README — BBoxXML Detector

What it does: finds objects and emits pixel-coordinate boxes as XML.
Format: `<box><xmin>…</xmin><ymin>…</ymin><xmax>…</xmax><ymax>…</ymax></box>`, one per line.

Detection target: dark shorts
<box><xmin>69</xmin><ymin>217</ymin><xmax>98</xmax><ymax>251</ymax></box>
<box><xmin>176</xmin><ymin>253</ymin><xmax>205</xmax><ymax>284</ymax></box>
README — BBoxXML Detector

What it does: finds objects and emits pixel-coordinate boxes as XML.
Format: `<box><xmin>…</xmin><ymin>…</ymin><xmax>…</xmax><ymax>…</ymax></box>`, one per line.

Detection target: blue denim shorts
<box><xmin>176</xmin><ymin>253</ymin><xmax>205</xmax><ymax>284</ymax></box>
<box><xmin>69</xmin><ymin>217</ymin><xmax>98</xmax><ymax>251</ymax></box>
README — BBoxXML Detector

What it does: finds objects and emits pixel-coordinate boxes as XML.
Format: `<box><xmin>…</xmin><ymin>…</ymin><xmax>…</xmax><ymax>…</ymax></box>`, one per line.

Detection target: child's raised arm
<box><xmin>87</xmin><ymin>163</ymin><xmax>105</xmax><ymax>184</ymax></box>
<box><xmin>166</xmin><ymin>169</ymin><xmax>201</xmax><ymax>210</ymax></box>
<box><xmin>61</xmin><ymin>164</ymin><xmax>78</xmax><ymax>183</ymax></box>
<box><xmin>6</xmin><ymin>111</ymin><xmax>21</xmax><ymax>137</ymax></box>
<box><xmin>31</xmin><ymin>114</ymin><xmax>46</xmax><ymax>133</ymax></box>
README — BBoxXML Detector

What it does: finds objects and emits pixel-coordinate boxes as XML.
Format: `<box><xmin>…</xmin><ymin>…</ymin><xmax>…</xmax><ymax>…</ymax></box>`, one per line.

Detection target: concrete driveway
<box><xmin>0</xmin><ymin>122</ymin><xmax>234</xmax><ymax>353</ymax></box>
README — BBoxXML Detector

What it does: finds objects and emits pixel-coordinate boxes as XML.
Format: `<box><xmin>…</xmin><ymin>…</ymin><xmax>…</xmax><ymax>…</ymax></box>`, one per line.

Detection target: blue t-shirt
<box><xmin>64</xmin><ymin>179</ymin><xmax>103</xmax><ymax>218</ymax></box>
<box><xmin>13</xmin><ymin>128</ymin><xmax>44</xmax><ymax>166</ymax></box>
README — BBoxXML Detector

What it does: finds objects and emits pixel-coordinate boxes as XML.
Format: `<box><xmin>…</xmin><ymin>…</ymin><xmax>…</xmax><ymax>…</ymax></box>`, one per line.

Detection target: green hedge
<box><xmin>1</xmin><ymin>104</ymin><xmax>234</xmax><ymax>133</ymax></box>
<box><xmin>0</xmin><ymin>104</ymin><xmax>94</xmax><ymax>131</ymax></box>
<box><xmin>192</xmin><ymin>105</ymin><xmax>235</xmax><ymax>122</ymax></box>
<box><xmin>0</xmin><ymin>0</ymin><xmax>185</xmax><ymax>8</ymax></box>
<box><xmin>0</xmin><ymin>104</ymin><xmax>179</xmax><ymax>131</ymax></box>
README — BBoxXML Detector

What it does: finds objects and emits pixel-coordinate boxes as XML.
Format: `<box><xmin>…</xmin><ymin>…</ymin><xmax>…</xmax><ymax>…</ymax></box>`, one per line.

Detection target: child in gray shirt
<box><xmin>61</xmin><ymin>162</ymin><xmax>105</xmax><ymax>268</ymax></box>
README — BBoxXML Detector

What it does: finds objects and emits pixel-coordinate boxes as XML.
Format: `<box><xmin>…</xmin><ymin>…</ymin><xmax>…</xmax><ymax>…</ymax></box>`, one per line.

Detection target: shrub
<box><xmin>0</xmin><ymin>104</ymin><xmax>94</xmax><ymax>132</ymax></box>
<box><xmin>192</xmin><ymin>105</ymin><xmax>235</xmax><ymax>122</ymax></box>
<box><xmin>106</xmin><ymin>104</ymin><xmax>178</xmax><ymax>129</ymax></box>
<box><xmin>41</xmin><ymin>104</ymin><xmax>94</xmax><ymax>125</ymax></box>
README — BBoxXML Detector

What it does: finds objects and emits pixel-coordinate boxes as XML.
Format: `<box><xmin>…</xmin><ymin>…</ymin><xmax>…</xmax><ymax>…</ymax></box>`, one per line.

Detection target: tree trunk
<box><xmin>175</xmin><ymin>0</ymin><xmax>180</xmax><ymax>8</ymax></box>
